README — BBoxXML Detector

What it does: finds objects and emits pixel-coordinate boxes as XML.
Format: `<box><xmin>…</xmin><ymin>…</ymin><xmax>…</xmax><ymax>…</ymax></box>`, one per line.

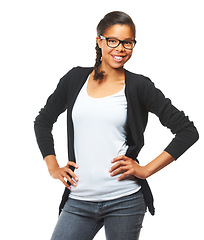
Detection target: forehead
<box><xmin>104</xmin><ymin>24</ymin><xmax>134</xmax><ymax>39</ymax></box>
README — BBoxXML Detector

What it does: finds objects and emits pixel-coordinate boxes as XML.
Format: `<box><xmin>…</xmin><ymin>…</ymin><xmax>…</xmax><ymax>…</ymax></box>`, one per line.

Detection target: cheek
<box><xmin>127</xmin><ymin>50</ymin><xmax>133</xmax><ymax>58</ymax></box>
<box><xmin>126</xmin><ymin>51</ymin><xmax>133</xmax><ymax>62</ymax></box>
<box><xmin>101</xmin><ymin>47</ymin><xmax>112</xmax><ymax>57</ymax></box>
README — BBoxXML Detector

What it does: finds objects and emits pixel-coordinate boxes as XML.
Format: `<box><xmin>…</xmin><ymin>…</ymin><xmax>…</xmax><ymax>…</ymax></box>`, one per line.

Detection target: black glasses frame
<box><xmin>100</xmin><ymin>35</ymin><xmax>137</xmax><ymax>50</ymax></box>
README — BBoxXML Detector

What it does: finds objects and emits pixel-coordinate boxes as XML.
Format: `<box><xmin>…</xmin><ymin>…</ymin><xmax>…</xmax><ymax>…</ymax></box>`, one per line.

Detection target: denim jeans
<box><xmin>51</xmin><ymin>190</ymin><xmax>146</xmax><ymax>240</ymax></box>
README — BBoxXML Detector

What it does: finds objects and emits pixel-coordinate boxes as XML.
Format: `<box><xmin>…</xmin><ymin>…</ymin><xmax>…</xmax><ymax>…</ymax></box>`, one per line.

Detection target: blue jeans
<box><xmin>51</xmin><ymin>190</ymin><xmax>146</xmax><ymax>240</ymax></box>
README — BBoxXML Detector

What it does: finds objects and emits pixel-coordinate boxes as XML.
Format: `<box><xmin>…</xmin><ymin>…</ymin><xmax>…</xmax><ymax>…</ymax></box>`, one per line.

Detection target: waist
<box><xmin>69</xmin><ymin>171</ymin><xmax>141</xmax><ymax>201</ymax></box>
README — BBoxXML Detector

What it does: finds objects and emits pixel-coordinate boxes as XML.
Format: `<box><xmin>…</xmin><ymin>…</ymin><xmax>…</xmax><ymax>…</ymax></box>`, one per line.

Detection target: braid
<box><xmin>93</xmin><ymin>43</ymin><xmax>105</xmax><ymax>80</ymax></box>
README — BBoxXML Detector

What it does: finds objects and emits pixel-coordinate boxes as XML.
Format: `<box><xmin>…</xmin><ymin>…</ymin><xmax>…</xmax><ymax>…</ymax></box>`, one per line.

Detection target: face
<box><xmin>96</xmin><ymin>24</ymin><xmax>135</xmax><ymax>70</ymax></box>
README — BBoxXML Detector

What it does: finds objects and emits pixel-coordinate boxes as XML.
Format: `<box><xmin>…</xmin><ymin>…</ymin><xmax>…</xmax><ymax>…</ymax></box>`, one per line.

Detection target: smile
<box><xmin>111</xmin><ymin>55</ymin><xmax>126</xmax><ymax>62</ymax></box>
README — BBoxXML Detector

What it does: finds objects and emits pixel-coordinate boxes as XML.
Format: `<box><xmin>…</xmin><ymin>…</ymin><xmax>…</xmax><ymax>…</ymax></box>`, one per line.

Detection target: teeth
<box><xmin>114</xmin><ymin>56</ymin><xmax>123</xmax><ymax>60</ymax></box>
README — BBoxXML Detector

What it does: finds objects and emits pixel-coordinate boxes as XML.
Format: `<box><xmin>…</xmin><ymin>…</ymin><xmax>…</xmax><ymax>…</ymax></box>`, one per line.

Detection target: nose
<box><xmin>115</xmin><ymin>42</ymin><xmax>125</xmax><ymax>52</ymax></box>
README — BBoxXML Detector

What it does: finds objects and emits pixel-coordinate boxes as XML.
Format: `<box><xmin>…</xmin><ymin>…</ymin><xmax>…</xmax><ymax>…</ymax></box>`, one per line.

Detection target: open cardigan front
<box><xmin>34</xmin><ymin>67</ymin><xmax>199</xmax><ymax>215</ymax></box>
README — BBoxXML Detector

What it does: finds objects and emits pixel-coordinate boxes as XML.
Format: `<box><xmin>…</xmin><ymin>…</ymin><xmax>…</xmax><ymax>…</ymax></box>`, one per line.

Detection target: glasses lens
<box><xmin>123</xmin><ymin>40</ymin><xmax>135</xmax><ymax>49</ymax></box>
<box><xmin>107</xmin><ymin>39</ymin><xmax>120</xmax><ymax>48</ymax></box>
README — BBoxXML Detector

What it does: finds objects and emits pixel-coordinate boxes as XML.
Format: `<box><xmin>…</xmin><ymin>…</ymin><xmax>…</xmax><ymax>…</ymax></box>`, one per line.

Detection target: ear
<box><xmin>96</xmin><ymin>36</ymin><xmax>102</xmax><ymax>48</ymax></box>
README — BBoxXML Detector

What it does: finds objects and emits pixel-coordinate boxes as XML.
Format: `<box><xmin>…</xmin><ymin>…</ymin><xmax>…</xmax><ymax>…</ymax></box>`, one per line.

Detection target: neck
<box><xmin>99</xmin><ymin>62</ymin><xmax>125</xmax><ymax>82</ymax></box>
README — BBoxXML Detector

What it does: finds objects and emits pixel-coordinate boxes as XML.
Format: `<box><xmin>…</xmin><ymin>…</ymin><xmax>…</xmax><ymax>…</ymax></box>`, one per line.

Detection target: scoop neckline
<box><xmin>85</xmin><ymin>75</ymin><xmax>125</xmax><ymax>99</ymax></box>
<box><xmin>86</xmin><ymin>81</ymin><xmax>125</xmax><ymax>99</ymax></box>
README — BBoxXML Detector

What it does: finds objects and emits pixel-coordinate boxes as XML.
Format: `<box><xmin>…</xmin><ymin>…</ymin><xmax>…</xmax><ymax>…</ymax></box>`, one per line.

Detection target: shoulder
<box><xmin>125</xmin><ymin>69</ymin><xmax>155</xmax><ymax>92</ymax></box>
<box><xmin>59</xmin><ymin>66</ymin><xmax>93</xmax><ymax>86</ymax></box>
<box><xmin>63</xmin><ymin>66</ymin><xmax>93</xmax><ymax>79</ymax></box>
<box><xmin>71</xmin><ymin>66</ymin><xmax>93</xmax><ymax>73</ymax></box>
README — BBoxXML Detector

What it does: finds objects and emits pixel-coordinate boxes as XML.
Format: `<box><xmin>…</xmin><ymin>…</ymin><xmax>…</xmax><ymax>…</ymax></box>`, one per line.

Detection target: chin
<box><xmin>112</xmin><ymin>64</ymin><xmax>124</xmax><ymax>69</ymax></box>
<box><xmin>109</xmin><ymin>61</ymin><xmax>128</xmax><ymax>70</ymax></box>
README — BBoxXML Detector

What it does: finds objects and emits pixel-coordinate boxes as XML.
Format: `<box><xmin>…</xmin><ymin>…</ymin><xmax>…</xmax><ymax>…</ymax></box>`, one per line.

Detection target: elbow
<box><xmin>182</xmin><ymin>125</ymin><xmax>199</xmax><ymax>150</ymax></box>
<box><xmin>192</xmin><ymin>126</ymin><xmax>199</xmax><ymax>144</ymax></box>
<box><xmin>166</xmin><ymin>125</ymin><xmax>199</xmax><ymax>160</ymax></box>
<box><xmin>183</xmin><ymin>125</ymin><xmax>199</xmax><ymax>147</ymax></box>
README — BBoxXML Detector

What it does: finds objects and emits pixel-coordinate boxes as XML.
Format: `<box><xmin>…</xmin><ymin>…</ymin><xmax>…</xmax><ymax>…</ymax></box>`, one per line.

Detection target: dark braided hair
<box><xmin>93</xmin><ymin>44</ymin><xmax>105</xmax><ymax>80</ymax></box>
<box><xmin>94</xmin><ymin>11</ymin><xmax>136</xmax><ymax>80</ymax></box>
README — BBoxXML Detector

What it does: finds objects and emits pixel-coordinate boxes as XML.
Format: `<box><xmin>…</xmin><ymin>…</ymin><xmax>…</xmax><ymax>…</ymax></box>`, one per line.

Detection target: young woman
<box><xmin>34</xmin><ymin>11</ymin><xmax>199</xmax><ymax>240</ymax></box>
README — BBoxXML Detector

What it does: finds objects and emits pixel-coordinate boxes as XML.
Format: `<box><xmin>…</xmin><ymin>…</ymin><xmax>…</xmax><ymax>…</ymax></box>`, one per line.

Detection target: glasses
<box><xmin>100</xmin><ymin>35</ymin><xmax>136</xmax><ymax>50</ymax></box>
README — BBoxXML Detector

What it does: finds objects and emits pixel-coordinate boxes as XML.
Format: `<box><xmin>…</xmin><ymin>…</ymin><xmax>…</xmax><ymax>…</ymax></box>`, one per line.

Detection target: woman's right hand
<box><xmin>50</xmin><ymin>162</ymin><xmax>79</xmax><ymax>190</ymax></box>
<box><xmin>45</xmin><ymin>155</ymin><xmax>79</xmax><ymax>190</ymax></box>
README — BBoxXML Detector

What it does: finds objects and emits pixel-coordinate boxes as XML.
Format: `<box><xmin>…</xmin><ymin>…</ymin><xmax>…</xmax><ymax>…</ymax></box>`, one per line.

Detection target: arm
<box><xmin>34</xmin><ymin>68</ymin><xmax>79</xmax><ymax>189</ymax></box>
<box><xmin>142</xmin><ymin>78</ymin><xmax>199</xmax><ymax>160</ymax></box>
<box><xmin>34</xmin><ymin>68</ymin><xmax>75</xmax><ymax>158</ymax></box>
<box><xmin>110</xmin><ymin>78</ymin><xmax>198</xmax><ymax>180</ymax></box>
<box><xmin>144</xmin><ymin>151</ymin><xmax>175</xmax><ymax>177</ymax></box>
<box><xmin>34</xmin><ymin>77</ymin><xmax>68</xmax><ymax>158</ymax></box>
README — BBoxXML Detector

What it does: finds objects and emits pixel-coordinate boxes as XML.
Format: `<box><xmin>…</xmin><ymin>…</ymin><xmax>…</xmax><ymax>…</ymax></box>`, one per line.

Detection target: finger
<box><xmin>111</xmin><ymin>155</ymin><xmax>129</xmax><ymax>163</ymax></box>
<box><xmin>63</xmin><ymin>167</ymin><xmax>79</xmax><ymax>182</ymax></box>
<box><xmin>118</xmin><ymin>170</ymin><xmax>132</xmax><ymax>181</ymax></box>
<box><xmin>110</xmin><ymin>166</ymin><xmax>128</xmax><ymax>177</ymax></box>
<box><xmin>109</xmin><ymin>160</ymin><xmax>126</xmax><ymax>173</ymax></box>
<box><xmin>59</xmin><ymin>176</ymin><xmax>71</xmax><ymax>190</ymax></box>
<box><xmin>62</xmin><ymin>172</ymin><xmax>77</xmax><ymax>187</ymax></box>
<box><xmin>68</xmin><ymin>161</ymin><xmax>79</xmax><ymax>169</ymax></box>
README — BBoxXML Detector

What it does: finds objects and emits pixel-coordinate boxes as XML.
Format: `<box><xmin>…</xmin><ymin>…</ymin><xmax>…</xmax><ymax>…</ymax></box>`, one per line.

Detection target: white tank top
<box><xmin>69</xmin><ymin>78</ymin><xmax>141</xmax><ymax>201</ymax></box>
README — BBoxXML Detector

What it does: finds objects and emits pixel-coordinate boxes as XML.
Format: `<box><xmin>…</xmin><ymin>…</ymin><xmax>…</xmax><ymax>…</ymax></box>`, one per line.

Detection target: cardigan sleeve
<box><xmin>34</xmin><ymin>68</ymin><xmax>74</xmax><ymax>159</ymax></box>
<box><xmin>142</xmin><ymin>78</ymin><xmax>199</xmax><ymax>160</ymax></box>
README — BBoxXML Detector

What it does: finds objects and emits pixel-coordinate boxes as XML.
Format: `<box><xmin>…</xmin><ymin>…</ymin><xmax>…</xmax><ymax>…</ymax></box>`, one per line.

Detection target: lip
<box><xmin>111</xmin><ymin>55</ymin><xmax>127</xmax><ymax>63</ymax></box>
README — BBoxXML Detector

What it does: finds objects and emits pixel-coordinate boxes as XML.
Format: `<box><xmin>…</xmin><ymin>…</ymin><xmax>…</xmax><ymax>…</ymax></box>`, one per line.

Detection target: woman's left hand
<box><xmin>109</xmin><ymin>155</ymin><xmax>148</xmax><ymax>180</ymax></box>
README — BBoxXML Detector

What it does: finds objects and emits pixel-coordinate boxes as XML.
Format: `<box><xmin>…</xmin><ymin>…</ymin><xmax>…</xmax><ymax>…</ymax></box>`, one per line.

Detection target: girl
<box><xmin>34</xmin><ymin>11</ymin><xmax>199</xmax><ymax>240</ymax></box>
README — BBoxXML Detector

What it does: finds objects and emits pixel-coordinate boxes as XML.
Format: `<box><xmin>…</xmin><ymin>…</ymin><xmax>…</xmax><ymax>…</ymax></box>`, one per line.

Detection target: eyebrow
<box><xmin>107</xmin><ymin>36</ymin><xmax>134</xmax><ymax>40</ymax></box>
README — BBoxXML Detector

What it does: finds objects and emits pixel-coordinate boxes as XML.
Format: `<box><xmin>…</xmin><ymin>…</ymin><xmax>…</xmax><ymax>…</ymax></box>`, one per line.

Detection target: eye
<box><xmin>108</xmin><ymin>39</ymin><xmax>117</xmax><ymax>44</ymax></box>
<box><xmin>124</xmin><ymin>41</ymin><xmax>132</xmax><ymax>45</ymax></box>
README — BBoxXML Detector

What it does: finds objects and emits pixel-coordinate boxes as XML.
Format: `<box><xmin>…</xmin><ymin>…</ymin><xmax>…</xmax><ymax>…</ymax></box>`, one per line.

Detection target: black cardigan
<box><xmin>34</xmin><ymin>67</ymin><xmax>199</xmax><ymax>215</ymax></box>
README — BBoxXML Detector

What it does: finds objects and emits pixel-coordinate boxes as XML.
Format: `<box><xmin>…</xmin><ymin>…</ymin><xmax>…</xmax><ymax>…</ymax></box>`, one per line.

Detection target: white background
<box><xmin>1</xmin><ymin>0</ymin><xmax>203</xmax><ymax>239</ymax></box>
